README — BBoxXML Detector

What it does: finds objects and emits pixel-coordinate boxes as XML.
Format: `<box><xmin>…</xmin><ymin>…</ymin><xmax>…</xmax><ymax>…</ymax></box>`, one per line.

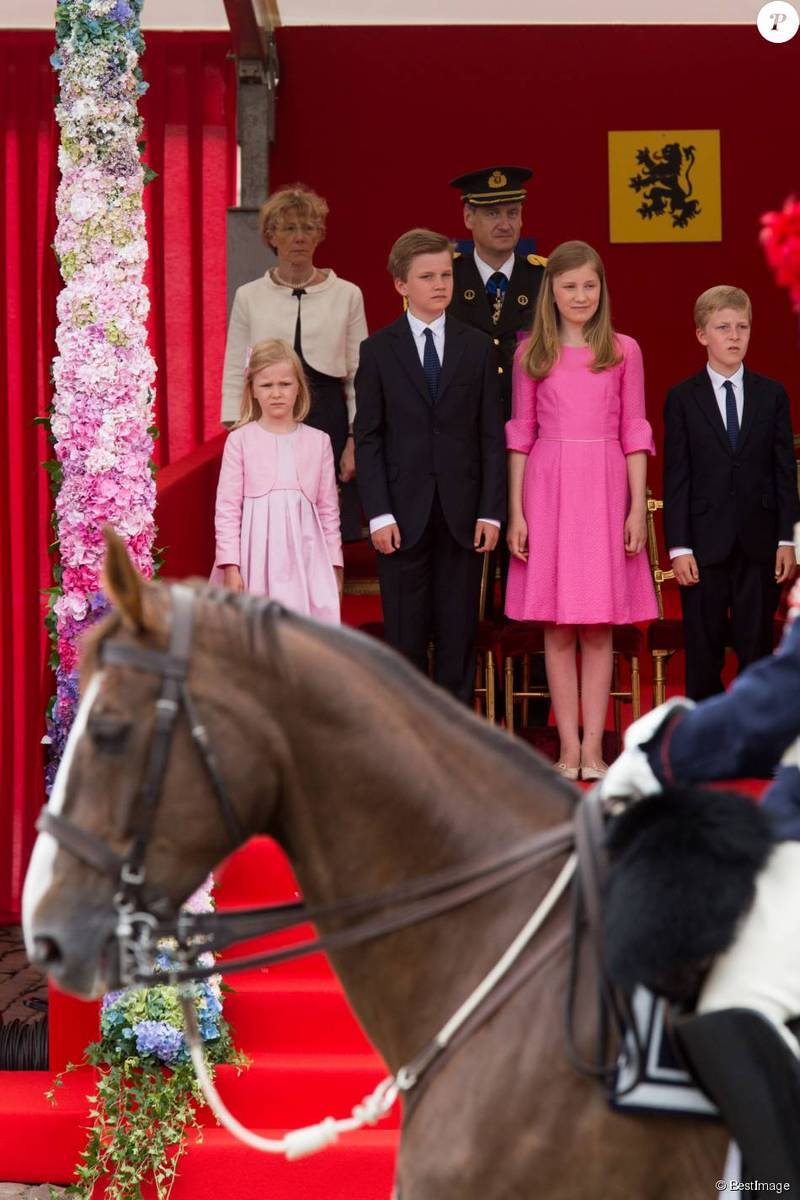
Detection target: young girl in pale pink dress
<box><xmin>506</xmin><ymin>241</ymin><xmax>657</xmax><ymax>780</ymax></box>
<box><xmin>213</xmin><ymin>338</ymin><xmax>343</xmax><ymax>624</ymax></box>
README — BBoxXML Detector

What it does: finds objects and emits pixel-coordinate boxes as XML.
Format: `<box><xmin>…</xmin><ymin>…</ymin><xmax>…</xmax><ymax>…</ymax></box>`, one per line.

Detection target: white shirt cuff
<box><xmin>369</xmin><ymin>513</ymin><xmax>396</xmax><ymax>534</ymax></box>
<box><xmin>779</xmin><ymin>541</ymin><xmax>794</xmax><ymax>548</ymax></box>
<box><xmin>669</xmin><ymin>547</ymin><xmax>692</xmax><ymax>559</ymax></box>
<box><xmin>479</xmin><ymin>518</ymin><xmax>501</xmax><ymax>528</ymax></box>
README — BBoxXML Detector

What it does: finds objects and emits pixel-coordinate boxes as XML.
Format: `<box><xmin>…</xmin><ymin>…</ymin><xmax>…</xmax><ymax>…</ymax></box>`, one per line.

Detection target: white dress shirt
<box><xmin>369</xmin><ymin>309</ymin><xmax>500</xmax><ymax>535</ymax></box>
<box><xmin>473</xmin><ymin>251</ymin><xmax>515</xmax><ymax>287</ymax></box>
<box><xmin>669</xmin><ymin>362</ymin><xmax>791</xmax><ymax>558</ymax></box>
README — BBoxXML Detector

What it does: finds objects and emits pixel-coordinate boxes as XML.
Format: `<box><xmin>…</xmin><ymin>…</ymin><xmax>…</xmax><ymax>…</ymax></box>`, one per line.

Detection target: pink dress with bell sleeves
<box><xmin>505</xmin><ymin>334</ymin><xmax>658</xmax><ymax>625</ymax></box>
<box><xmin>213</xmin><ymin>421</ymin><xmax>342</xmax><ymax>625</ymax></box>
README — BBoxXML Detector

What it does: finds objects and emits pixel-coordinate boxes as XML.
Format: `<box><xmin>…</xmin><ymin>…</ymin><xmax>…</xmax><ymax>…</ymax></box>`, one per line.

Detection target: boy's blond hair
<box><xmin>388</xmin><ymin>229</ymin><xmax>453</xmax><ymax>281</ymax></box>
<box><xmin>520</xmin><ymin>240</ymin><xmax>622</xmax><ymax>380</ymax></box>
<box><xmin>237</xmin><ymin>338</ymin><xmax>311</xmax><ymax>427</ymax></box>
<box><xmin>694</xmin><ymin>285</ymin><xmax>752</xmax><ymax>330</ymax></box>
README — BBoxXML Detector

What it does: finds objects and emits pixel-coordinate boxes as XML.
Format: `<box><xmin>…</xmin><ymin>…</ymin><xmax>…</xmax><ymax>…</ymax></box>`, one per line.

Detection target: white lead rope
<box><xmin>180</xmin><ymin>851</ymin><xmax>577</xmax><ymax>1161</ymax></box>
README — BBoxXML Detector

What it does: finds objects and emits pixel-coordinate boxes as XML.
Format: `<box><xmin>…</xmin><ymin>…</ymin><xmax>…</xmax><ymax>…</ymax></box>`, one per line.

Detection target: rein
<box><xmin>137</xmin><ymin>820</ymin><xmax>575</xmax><ymax>985</ymax></box>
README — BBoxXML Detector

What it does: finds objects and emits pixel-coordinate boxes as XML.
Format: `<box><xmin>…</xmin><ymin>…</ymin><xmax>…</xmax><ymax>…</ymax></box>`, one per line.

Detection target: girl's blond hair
<box><xmin>236</xmin><ymin>339</ymin><xmax>311</xmax><ymax>426</ymax></box>
<box><xmin>520</xmin><ymin>240</ymin><xmax>622</xmax><ymax>380</ymax></box>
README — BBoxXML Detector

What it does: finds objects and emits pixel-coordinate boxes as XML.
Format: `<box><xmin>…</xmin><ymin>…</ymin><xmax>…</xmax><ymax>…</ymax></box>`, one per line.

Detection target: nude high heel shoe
<box><xmin>554</xmin><ymin>761</ymin><xmax>580</xmax><ymax>781</ymax></box>
<box><xmin>579</xmin><ymin>759</ymin><xmax>608</xmax><ymax>781</ymax></box>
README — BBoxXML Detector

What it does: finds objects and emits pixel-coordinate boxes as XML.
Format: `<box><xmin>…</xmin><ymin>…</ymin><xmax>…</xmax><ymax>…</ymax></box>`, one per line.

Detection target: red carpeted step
<box><xmin>200</xmin><ymin>1050</ymin><xmax>396</xmax><ymax>1129</ymax></box>
<box><xmin>0</xmin><ymin>1069</ymin><xmax>399</xmax><ymax>1194</ymax></box>
<box><xmin>0</xmin><ymin>1067</ymin><xmax>93</xmax><ymax>1179</ymax></box>
<box><xmin>225</xmin><ymin>974</ymin><xmax>373</xmax><ymax>1054</ymax></box>
<box><xmin>214</xmin><ymin>836</ymin><xmax>336</xmax><ymax>979</ymax></box>
<box><xmin>215</xmin><ymin>837</ymin><xmax>300</xmax><ymax>907</ymax></box>
<box><xmin>163</xmin><ymin>1128</ymin><xmax>398</xmax><ymax>1200</ymax></box>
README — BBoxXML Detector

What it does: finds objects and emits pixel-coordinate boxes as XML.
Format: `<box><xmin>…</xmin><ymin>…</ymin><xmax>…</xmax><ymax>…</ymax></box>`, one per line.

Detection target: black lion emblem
<box><xmin>628</xmin><ymin>142</ymin><xmax>700</xmax><ymax>229</ymax></box>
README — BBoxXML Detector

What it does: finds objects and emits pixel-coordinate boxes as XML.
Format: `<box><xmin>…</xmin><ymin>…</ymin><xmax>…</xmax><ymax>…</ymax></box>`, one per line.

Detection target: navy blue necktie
<box><xmin>486</xmin><ymin>271</ymin><xmax>508</xmax><ymax>325</ymax></box>
<box><xmin>723</xmin><ymin>379</ymin><xmax>739</xmax><ymax>450</ymax></box>
<box><xmin>422</xmin><ymin>328</ymin><xmax>441</xmax><ymax>400</ymax></box>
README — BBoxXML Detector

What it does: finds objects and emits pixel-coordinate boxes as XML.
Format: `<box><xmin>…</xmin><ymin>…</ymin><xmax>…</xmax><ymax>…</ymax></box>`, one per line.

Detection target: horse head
<box><xmin>23</xmin><ymin>529</ymin><xmax>285</xmax><ymax>998</ymax></box>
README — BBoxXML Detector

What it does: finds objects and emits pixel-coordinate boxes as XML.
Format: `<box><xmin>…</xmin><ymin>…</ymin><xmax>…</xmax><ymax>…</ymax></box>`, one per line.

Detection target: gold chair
<box><xmin>645</xmin><ymin>494</ymin><xmax>685</xmax><ymax>707</ymax></box>
<box><xmin>473</xmin><ymin>552</ymin><xmax>498</xmax><ymax>723</ymax></box>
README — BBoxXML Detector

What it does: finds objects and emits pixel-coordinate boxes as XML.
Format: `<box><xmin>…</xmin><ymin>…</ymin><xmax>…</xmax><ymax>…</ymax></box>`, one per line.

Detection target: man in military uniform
<box><xmin>447</xmin><ymin>167</ymin><xmax>549</xmax><ymax>725</ymax></box>
<box><xmin>448</xmin><ymin>166</ymin><xmax>546</xmax><ymax>421</ymax></box>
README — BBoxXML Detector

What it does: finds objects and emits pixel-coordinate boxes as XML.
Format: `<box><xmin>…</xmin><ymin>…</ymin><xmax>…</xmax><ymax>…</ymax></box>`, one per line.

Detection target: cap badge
<box><xmin>488</xmin><ymin>170</ymin><xmax>507</xmax><ymax>189</ymax></box>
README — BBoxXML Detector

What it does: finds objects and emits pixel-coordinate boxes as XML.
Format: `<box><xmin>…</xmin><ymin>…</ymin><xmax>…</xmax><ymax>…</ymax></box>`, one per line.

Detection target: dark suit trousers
<box><xmin>680</xmin><ymin>544</ymin><xmax>778</xmax><ymax>700</ymax></box>
<box><xmin>377</xmin><ymin>491</ymin><xmax>483</xmax><ymax>704</ymax></box>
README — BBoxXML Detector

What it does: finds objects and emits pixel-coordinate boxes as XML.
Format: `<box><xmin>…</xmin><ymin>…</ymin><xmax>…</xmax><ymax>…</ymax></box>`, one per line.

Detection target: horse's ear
<box><xmin>101</xmin><ymin>525</ymin><xmax>145</xmax><ymax>631</ymax></box>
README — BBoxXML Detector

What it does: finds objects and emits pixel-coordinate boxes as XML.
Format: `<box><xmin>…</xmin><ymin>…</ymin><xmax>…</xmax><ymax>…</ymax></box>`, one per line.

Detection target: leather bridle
<box><xmin>37</xmin><ymin>584</ymin><xmax>247</xmax><ymax>984</ymax></box>
<box><xmin>35</xmin><ymin>582</ymin><xmax>646</xmax><ymax>1103</ymax></box>
<box><xmin>36</xmin><ymin>585</ymin><xmax>578</xmax><ymax>1001</ymax></box>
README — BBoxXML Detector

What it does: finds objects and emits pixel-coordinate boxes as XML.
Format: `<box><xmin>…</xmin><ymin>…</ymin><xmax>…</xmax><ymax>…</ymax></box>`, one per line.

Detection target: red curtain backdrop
<box><xmin>0</xmin><ymin>33</ymin><xmax>60</xmax><ymax>924</ymax></box>
<box><xmin>269</xmin><ymin>24</ymin><xmax>800</xmax><ymax>455</ymax></box>
<box><xmin>0</xmin><ymin>30</ymin><xmax>235</xmax><ymax>921</ymax></box>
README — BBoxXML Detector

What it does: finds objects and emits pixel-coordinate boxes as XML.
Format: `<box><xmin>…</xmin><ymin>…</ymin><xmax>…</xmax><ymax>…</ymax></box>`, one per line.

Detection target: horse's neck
<box><xmin>264</xmin><ymin>623</ymin><xmax>573</xmax><ymax>1067</ymax></box>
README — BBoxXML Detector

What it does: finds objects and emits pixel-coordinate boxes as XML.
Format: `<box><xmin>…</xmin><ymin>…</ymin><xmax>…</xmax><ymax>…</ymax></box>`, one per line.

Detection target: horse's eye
<box><xmin>87</xmin><ymin>715</ymin><xmax>132</xmax><ymax>755</ymax></box>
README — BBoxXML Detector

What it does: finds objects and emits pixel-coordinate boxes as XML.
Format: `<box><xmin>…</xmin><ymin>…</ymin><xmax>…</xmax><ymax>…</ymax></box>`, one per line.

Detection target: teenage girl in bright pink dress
<box><xmin>505</xmin><ymin>241</ymin><xmax>657</xmax><ymax>780</ymax></box>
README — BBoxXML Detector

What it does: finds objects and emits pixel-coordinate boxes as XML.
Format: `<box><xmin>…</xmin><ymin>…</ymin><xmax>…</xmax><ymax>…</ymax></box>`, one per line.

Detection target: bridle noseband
<box><xmin>37</xmin><ymin>584</ymin><xmax>247</xmax><ymax>982</ymax></box>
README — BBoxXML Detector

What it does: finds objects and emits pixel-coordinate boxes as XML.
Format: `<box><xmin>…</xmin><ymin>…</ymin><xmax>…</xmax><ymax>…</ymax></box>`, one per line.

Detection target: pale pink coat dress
<box><xmin>213</xmin><ymin>421</ymin><xmax>342</xmax><ymax>625</ymax></box>
<box><xmin>505</xmin><ymin>334</ymin><xmax>658</xmax><ymax>625</ymax></box>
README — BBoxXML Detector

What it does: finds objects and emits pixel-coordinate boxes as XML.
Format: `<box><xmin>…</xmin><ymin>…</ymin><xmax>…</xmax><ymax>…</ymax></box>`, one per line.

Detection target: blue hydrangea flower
<box><xmin>132</xmin><ymin>1020</ymin><xmax>185</xmax><ymax>1064</ymax></box>
<box><xmin>109</xmin><ymin>0</ymin><xmax>132</xmax><ymax>22</ymax></box>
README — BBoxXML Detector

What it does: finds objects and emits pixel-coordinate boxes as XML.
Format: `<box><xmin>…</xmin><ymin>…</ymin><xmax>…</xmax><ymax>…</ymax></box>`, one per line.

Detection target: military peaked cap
<box><xmin>450</xmin><ymin>166</ymin><xmax>532</xmax><ymax>206</ymax></box>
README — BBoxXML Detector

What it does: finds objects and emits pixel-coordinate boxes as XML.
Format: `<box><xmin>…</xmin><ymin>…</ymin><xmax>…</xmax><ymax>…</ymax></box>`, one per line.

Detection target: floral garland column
<box><xmin>47</xmin><ymin>0</ymin><xmax>156</xmax><ymax>775</ymax></box>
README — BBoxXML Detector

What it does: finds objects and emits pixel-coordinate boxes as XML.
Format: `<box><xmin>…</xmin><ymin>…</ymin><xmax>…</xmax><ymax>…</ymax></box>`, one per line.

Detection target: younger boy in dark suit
<box><xmin>354</xmin><ymin>228</ymin><xmax>506</xmax><ymax>703</ymax></box>
<box><xmin>663</xmin><ymin>284</ymin><xmax>799</xmax><ymax>700</ymax></box>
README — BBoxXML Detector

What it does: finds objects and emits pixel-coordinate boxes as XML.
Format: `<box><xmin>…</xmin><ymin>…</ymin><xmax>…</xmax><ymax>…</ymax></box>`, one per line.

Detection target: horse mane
<box><xmin>189</xmin><ymin>582</ymin><xmax>575</xmax><ymax>806</ymax></box>
<box><xmin>81</xmin><ymin>577</ymin><xmax>574</xmax><ymax>811</ymax></box>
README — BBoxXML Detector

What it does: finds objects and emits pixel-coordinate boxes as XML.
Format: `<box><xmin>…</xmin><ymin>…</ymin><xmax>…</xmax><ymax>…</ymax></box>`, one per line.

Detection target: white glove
<box><xmin>600</xmin><ymin>697</ymin><xmax>695</xmax><ymax>804</ymax></box>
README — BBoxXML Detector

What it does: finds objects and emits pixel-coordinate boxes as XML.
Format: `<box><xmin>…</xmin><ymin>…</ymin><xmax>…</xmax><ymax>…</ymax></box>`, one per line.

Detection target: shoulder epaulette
<box><xmin>527</xmin><ymin>253</ymin><xmax>548</xmax><ymax>267</ymax></box>
<box><xmin>453</xmin><ymin>250</ymin><xmax>462</xmax><ymax>260</ymax></box>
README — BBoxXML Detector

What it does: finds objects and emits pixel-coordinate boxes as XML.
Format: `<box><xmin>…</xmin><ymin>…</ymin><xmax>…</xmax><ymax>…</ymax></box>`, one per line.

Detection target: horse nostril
<box><xmin>31</xmin><ymin>935</ymin><xmax>62</xmax><ymax>968</ymax></box>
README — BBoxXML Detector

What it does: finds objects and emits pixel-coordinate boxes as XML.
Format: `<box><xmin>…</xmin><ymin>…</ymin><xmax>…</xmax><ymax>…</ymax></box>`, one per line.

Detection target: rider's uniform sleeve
<box><xmin>646</xmin><ymin>618</ymin><xmax>800</xmax><ymax>786</ymax></box>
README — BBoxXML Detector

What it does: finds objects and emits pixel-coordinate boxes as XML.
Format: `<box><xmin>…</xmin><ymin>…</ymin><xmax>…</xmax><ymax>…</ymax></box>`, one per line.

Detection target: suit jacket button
<box><xmin>493</xmin><ymin>338</ymin><xmax>500</xmax><ymax>346</ymax></box>
<box><xmin>498</xmin><ymin>366</ymin><xmax>504</xmax><ymax>374</ymax></box>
